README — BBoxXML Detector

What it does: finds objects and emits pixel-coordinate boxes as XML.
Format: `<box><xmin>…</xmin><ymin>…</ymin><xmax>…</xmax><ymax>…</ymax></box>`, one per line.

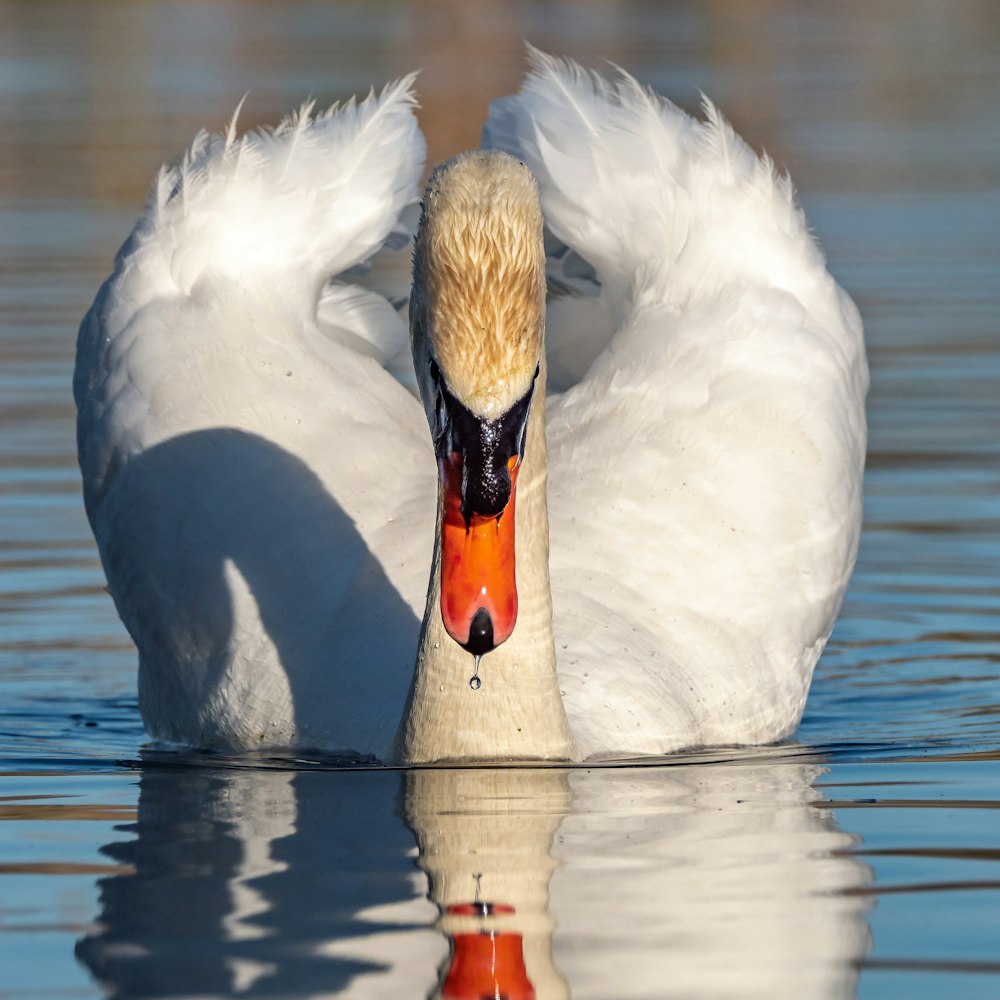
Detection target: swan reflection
<box><xmin>552</xmin><ymin>763</ymin><xmax>872</xmax><ymax>999</ymax></box>
<box><xmin>76</xmin><ymin>764</ymin><xmax>442</xmax><ymax>997</ymax></box>
<box><xmin>77</xmin><ymin>757</ymin><xmax>869</xmax><ymax>998</ymax></box>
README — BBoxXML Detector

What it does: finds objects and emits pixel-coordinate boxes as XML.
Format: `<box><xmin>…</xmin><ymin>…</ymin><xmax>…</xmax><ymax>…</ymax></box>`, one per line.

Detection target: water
<box><xmin>2</xmin><ymin>1</ymin><xmax>999</xmax><ymax>996</ymax></box>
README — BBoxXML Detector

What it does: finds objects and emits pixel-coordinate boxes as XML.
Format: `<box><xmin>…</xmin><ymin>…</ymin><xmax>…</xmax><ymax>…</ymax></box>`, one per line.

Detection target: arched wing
<box><xmin>484</xmin><ymin>51</ymin><xmax>868</xmax><ymax>755</ymax></box>
<box><xmin>75</xmin><ymin>81</ymin><xmax>436</xmax><ymax>751</ymax></box>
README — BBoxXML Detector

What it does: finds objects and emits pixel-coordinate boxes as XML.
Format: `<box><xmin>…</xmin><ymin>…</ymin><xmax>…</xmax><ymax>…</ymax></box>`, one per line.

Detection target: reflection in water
<box><xmin>76</xmin><ymin>764</ymin><xmax>442</xmax><ymax>998</ymax></box>
<box><xmin>553</xmin><ymin>764</ymin><xmax>872</xmax><ymax>999</ymax></box>
<box><xmin>77</xmin><ymin>759</ymin><xmax>870</xmax><ymax>998</ymax></box>
<box><xmin>406</xmin><ymin>768</ymin><xmax>571</xmax><ymax>999</ymax></box>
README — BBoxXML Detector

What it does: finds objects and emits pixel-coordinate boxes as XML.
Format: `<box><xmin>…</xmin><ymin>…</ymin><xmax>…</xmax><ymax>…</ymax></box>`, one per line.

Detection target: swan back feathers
<box><xmin>136</xmin><ymin>76</ymin><xmax>425</xmax><ymax>297</ymax></box>
<box><xmin>412</xmin><ymin>151</ymin><xmax>545</xmax><ymax>418</ymax></box>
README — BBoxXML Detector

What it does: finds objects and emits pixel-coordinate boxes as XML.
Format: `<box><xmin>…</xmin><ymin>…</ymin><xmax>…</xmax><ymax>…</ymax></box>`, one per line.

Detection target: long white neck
<box><xmin>394</xmin><ymin>366</ymin><xmax>574</xmax><ymax>763</ymax></box>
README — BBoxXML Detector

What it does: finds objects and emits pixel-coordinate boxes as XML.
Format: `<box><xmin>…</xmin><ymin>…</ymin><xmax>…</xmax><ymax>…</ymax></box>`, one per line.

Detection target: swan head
<box><xmin>410</xmin><ymin>151</ymin><xmax>545</xmax><ymax>660</ymax></box>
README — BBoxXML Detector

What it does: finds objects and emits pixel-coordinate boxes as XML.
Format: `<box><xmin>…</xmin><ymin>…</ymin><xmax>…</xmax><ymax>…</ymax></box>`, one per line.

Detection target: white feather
<box><xmin>75</xmin><ymin>79</ymin><xmax>431</xmax><ymax>754</ymax></box>
<box><xmin>484</xmin><ymin>52</ymin><xmax>867</xmax><ymax>755</ymax></box>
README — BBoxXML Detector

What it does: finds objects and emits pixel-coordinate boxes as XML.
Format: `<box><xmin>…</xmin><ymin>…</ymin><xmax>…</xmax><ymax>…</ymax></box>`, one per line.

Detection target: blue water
<box><xmin>2</xmin><ymin>2</ymin><xmax>1000</xmax><ymax>997</ymax></box>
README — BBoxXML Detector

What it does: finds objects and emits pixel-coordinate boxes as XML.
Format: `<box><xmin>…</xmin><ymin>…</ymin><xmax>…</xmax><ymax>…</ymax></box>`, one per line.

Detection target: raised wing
<box><xmin>75</xmin><ymin>81</ymin><xmax>434</xmax><ymax>752</ymax></box>
<box><xmin>485</xmin><ymin>51</ymin><xmax>868</xmax><ymax>756</ymax></box>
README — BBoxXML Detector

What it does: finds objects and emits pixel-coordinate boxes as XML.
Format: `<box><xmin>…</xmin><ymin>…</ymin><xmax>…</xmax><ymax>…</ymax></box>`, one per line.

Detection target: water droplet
<box><xmin>469</xmin><ymin>655</ymin><xmax>482</xmax><ymax>690</ymax></box>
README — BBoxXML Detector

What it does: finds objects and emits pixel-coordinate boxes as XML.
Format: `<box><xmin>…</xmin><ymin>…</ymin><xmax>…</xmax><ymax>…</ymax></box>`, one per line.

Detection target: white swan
<box><xmin>75</xmin><ymin>52</ymin><xmax>867</xmax><ymax>763</ymax></box>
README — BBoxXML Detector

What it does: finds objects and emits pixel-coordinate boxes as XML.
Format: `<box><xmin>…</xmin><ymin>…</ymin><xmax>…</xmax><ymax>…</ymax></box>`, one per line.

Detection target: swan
<box><xmin>75</xmin><ymin>51</ymin><xmax>867</xmax><ymax>763</ymax></box>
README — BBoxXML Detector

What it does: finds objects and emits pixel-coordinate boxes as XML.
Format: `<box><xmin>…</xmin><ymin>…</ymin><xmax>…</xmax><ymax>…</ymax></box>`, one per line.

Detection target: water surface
<box><xmin>2</xmin><ymin>2</ymin><xmax>1000</xmax><ymax>997</ymax></box>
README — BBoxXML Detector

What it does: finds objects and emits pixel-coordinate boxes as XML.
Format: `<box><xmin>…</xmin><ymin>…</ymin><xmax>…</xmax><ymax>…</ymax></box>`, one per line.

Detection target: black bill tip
<box><xmin>462</xmin><ymin>606</ymin><xmax>495</xmax><ymax>657</ymax></box>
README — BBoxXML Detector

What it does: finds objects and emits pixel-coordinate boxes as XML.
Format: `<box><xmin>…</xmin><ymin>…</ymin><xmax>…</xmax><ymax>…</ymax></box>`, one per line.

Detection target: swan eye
<box><xmin>434</xmin><ymin>393</ymin><xmax>449</xmax><ymax>448</ymax></box>
<box><xmin>429</xmin><ymin>357</ymin><xmax>449</xmax><ymax>449</ymax></box>
<box><xmin>514</xmin><ymin>395</ymin><xmax>533</xmax><ymax>460</ymax></box>
<box><xmin>515</xmin><ymin>417</ymin><xmax>528</xmax><ymax>461</ymax></box>
<box><xmin>513</xmin><ymin>364</ymin><xmax>540</xmax><ymax>459</ymax></box>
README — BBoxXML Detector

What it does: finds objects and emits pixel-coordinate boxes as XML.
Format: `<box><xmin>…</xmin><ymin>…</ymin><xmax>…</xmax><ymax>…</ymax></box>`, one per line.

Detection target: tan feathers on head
<box><xmin>412</xmin><ymin>151</ymin><xmax>545</xmax><ymax>418</ymax></box>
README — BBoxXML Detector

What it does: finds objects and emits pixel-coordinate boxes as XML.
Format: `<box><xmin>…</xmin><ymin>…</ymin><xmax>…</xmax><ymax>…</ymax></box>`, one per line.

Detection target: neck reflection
<box><xmin>404</xmin><ymin>767</ymin><xmax>571</xmax><ymax>1000</ymax></box>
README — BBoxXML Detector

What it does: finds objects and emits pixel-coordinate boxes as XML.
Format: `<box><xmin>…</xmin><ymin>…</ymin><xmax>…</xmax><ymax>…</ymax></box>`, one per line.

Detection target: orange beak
<box><xmin>439</xmin><ymin>453</ymin><xmax>520</xmax><ymax>656</ymax></box>
<box><xmin>442</xmin><ymin>902</ymin><xmax>533</xmax><ymax>1000</ymax></box>
<box><xmin>427</xmin><ymin>357</ymin><xmax>538</xmax><ymax>661</ymax></box>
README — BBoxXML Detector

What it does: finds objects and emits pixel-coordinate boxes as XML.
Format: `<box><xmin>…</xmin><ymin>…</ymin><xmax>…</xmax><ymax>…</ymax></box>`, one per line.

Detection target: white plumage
<box><xmin>75</xmin><ymin>51</ymin><xmax>867</xmax><ymax>760</ymax></box>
